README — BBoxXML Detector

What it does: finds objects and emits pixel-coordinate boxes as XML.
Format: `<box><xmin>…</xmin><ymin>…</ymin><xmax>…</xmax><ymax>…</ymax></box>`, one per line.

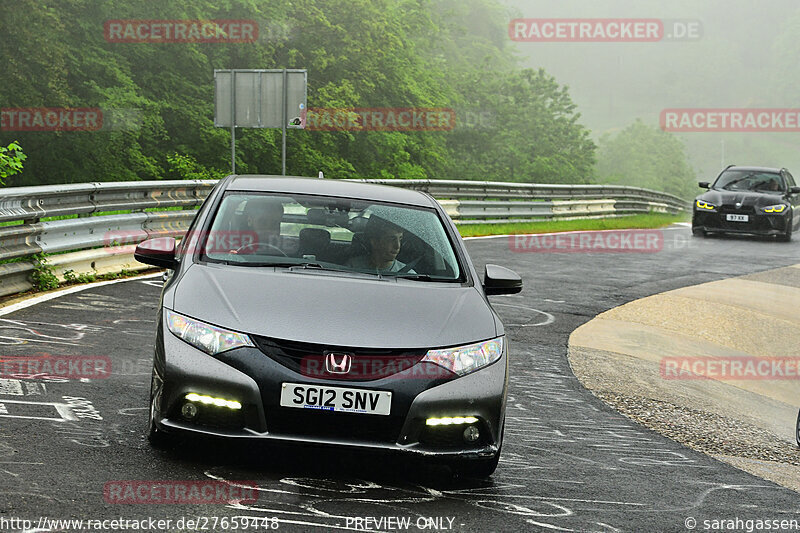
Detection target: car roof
<box><xmin>225</xmin><ymin>175</ymin><xmax>436</xmax><ymax>207</ymax></box>
<box><xmin>724</xmin><ymin>166</ymin><xmax>783</xmax><ymax>174</ymax></box>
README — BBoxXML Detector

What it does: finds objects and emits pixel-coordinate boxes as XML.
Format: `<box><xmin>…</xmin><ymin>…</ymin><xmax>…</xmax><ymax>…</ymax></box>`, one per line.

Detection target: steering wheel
<box><xmin>396</xmin><ymin>255</ymin><xmax>423</xmax><ymax>274</ymax></box>
<box><xmin>234</xmin><ymin>242</ymin><xmax>287</xmax><ymax>257</ymax></box>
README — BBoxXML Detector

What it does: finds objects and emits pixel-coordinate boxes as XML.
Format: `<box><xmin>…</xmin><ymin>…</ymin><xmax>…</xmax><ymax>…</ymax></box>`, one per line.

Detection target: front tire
<box><xmin>147</xmin><ymin>365</ymin><xmax>171</xmax><ymax>448</ymax></box>
<box><xmin>795</xmin><ymin>409</ymin><xmax>800</xmax><ymax>447</ymax></box>
<box><xmin>692</xmin><ymin>227</ymin><xmax>707</xmax><ymax>238</ymax></box>
<box><xmin>778</xmin><ymin>221</ymin><xmax>793</xmax><ymax>242</ymax></box>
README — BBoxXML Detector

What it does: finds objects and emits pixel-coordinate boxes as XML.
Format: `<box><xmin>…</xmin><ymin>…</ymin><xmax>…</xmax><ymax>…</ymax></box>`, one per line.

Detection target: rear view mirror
<box><xmin>698</xmin><ymin>181</ymin><xmax>710</xmax><ymax>189</ymax></box>
<box><xmin>134</xmin><ymin>237</ymin><xmax>178</xmax><ymax>270</ymax></box>
<box><xmin>790</xmin><ymin>186</ymin><xmax>800</xmax><ymax>195</ymax></box>
<box><xmin>483</xmin><ymin>264</ymin><xmax>522</xmax><ymax>296</ymax></box>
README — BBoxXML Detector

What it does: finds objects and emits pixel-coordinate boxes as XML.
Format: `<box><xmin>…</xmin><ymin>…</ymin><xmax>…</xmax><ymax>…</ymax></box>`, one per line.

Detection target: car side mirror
<box><xmin>134</xmin><ymin>237</ymin><xmax>178</xmax><ymax>270</ymax></box>
<box><xmin>790</xmin><ymin>186</ymin><xmax>800</xmax><ymax>195</ymax></box>
<box><xmin>483</xmin><ymin>264</ymin><xmax>522</xmax><ymax>296</ymax></box>
<box><xmin>698</xmin><ymin>181</ymin><xmax>710</xmax><ymax>189</ymax></box>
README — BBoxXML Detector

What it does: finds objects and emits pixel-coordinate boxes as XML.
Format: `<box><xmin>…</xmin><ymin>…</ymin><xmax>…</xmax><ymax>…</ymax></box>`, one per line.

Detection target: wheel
<box><xmin>777</xmin><ymin>222</ymin><xmax>792</xmax><ymax>242</ymax></box>
<box><xmin>795</xmin><ymin>409</ymin><xmax>800</xmax><ymax>447</ymax></box>
<box><xmin>691</xmin><ymin>227</ymin><xmax>706</xmax><ymax>238</ymax></box>
<box><xmin>235</xmin><ymin>242</ymin><xmax>288</xmax><ymax>256</ymax></box>
<box><xmin>147</xmin><ymin>365</ymin><xmax>171</xmax><ymax>448</ymax></box>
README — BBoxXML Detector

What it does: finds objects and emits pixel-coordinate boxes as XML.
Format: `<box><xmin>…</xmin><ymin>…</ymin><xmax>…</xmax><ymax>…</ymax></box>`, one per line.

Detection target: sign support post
<box><xmin>214</xmin><ymin>69</ymin><xmax>307</xmax><ymax>176</ymax></box>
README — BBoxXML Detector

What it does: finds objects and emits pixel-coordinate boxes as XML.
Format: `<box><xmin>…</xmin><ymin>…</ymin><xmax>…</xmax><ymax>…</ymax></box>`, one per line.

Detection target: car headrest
<box><xmin>299</xmin><ymin>228</ymin><xmax>331</xmax><ymax>246</ymax></box>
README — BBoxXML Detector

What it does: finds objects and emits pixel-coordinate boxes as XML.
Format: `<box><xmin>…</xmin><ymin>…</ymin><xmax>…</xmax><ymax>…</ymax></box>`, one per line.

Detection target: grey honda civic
<box><xmin>135</xmin><ymin>175</ymin><xmax>522</xmax><ymax>477</ymax></box>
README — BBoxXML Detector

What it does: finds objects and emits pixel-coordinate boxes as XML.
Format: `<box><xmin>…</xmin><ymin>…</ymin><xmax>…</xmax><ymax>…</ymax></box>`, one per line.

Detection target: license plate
<box><xmin>726</xmin><ymin>214</ymin><xmax>749</xmax><ymax>222</ymax></box>
<box><xmin>280</xmin><ymin>383</ymin><xmax>391</xmax><ymax>415</ymax></box>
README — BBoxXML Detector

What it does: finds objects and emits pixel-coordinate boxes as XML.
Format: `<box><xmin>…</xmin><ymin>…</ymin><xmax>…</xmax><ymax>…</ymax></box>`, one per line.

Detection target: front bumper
<box><xmin>151</xmin><ymin>315</ymin><xmax>507</xmax><ymax>459</ymax></box>
<box><xmin>692</xmin><ymin>209</ymin><xmax>790</xmax><ymax>235</ymax></box>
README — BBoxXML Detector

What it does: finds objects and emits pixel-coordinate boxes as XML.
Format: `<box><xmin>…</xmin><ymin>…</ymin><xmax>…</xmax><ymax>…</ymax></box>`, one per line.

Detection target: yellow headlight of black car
<box><xmin>763</xmin><ymin>204</ymin><xmax>787</xmax><ymax>213</ymax></box>
<box><xmin>696</xmin><ymin>200</ymin><xmax>716</xmax><ymax>210</ymax></box>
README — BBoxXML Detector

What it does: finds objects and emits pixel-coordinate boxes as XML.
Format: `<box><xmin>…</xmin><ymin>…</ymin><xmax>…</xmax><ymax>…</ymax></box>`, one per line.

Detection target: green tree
<box><xmin>1</xmin><ymin>0</ymin><xmax>597</xmax><ymax>186</ymax></box>
<box><xmin>445</xmin><ymin>69</ymin><xmax>596</xmax><ymax>183</ymax></box>
<box><xmin>0</xmin><ymin>141</ymin><xmax>27</xmax><ymax>183</ymax></box>
<box><xmin>595</xmin><ymin>120</ymin><xmax>696</xmax><ymax>199</ymax></box>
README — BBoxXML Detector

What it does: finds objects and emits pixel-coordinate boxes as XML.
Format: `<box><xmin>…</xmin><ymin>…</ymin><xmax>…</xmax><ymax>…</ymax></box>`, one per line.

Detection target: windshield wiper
<box><xmin>288</xmin><ymin>263</ymin><xmax>351</xmax><ymax>273</ymax></box>
<box><xmin>227</xmin><ymin>261</ymin><xmax>298</xmax><ymax>268</ymax></box>
<box><xmin>226</xmin><ymin>260</ymin><xmax>355</xmax><ymax>273</ymax></box>
<box><xmin>392</xmin><ymin>273</ymin><xmax>436</xmax><ymax>281</ymax></box>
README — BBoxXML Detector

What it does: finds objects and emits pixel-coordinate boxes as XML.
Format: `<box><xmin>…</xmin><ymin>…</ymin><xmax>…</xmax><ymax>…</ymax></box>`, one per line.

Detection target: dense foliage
<box><xmin>0</xmin><ymin>0</ymin><xmax>598</xmax><ymax>185</ymax></box>
<box><xmin>595</xmin><ymin>120</ymin><xmax>697</xmax><ymax>199</ymax></box>
<box><xmin>0</xmin><ymin>141</ymin><xmax>27</xmax><ymax>183</ymax></box>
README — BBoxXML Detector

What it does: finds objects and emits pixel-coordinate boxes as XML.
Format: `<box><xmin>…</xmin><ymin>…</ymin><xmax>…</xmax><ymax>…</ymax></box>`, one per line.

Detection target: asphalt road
<box><xmin>0</xmin><ymin>226</ymin><xmax>799</xmax><ymax>533</ymax></box>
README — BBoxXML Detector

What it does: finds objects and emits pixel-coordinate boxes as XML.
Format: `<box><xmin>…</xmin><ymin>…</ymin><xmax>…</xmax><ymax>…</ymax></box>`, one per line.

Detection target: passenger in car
<box><xmin>347</xmin><ymin>216</ymin><xmax>411</xmax><ymax>273</ymax></box>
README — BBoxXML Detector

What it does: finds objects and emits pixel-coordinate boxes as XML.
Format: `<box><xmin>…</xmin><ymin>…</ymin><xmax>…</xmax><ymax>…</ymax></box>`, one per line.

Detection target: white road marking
<box><xmin>0</xmin><ymin>272</ymin><xmax>162</xmax><ymax>317</ymax></box>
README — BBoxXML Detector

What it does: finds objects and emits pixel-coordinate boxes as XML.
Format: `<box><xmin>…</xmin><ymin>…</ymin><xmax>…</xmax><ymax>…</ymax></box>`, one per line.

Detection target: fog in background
<box><xmin>502</xmin><ymin>0</ymin><xmax>800</xmax><ymax>181</ymax></box>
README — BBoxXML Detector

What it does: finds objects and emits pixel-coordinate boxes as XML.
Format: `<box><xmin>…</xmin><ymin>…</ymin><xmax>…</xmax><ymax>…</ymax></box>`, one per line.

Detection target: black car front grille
<box><xmin>264</xmin><ymin>407</ymin><xmax>404</xmax><ymax>443</ymax></box>
<box><xmin>250</xmin><ymin>334</ymin><xmax>427</xmax><ymax>381</ymax></box>
<box><xmin>718</xmin><ymin>205</ymin><xmax>756</xmax><ymax>215</ymax></box>
<box><xmin>696</xmin><ymin>209</ymin><xmax>777</xmax><ymax>232</ymax></box>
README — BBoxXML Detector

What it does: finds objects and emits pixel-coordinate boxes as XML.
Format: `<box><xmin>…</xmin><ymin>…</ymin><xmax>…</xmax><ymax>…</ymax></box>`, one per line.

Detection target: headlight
<box><xmin>165</xmin><ymin>310</ymin><xmax>254</xmax><ymax>355</ymax></box>
<box><xmin>763</xmin><ymin>204</ymin><xmax>788</xmax><ymax>213</ymax></box>
<box><xmin>421</xmin><ymin>337</ymin><xmax>504</xmax><ymax>376</ymax></box>
<box><xmin>695</xmin><ymin>200</ymin><xmax>716</xmax><ymax>210</ymax></box>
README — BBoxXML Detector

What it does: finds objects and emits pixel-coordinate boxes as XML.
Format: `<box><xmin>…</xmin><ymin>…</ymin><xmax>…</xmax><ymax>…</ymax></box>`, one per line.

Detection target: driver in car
<box><xmin>231</xmin><ymin>197</ymin><xmax>297</xmax><ymax>255</ymax></box>
<box><xmin>347</xmin><ymin>216</ymin><xmax>412</xmax><ymax>273</ymax></box>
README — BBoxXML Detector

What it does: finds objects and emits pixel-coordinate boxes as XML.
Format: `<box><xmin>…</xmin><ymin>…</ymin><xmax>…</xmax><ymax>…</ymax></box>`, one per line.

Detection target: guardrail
<box><xmin>353</xmin><ymin>179</ymin><xmax>688</xmax><ymax>224</ymax></box>
<box><xmin>0</xmin><ymin>180</ymin><xmax>216</xmax><ymax>297</ymax></box>
<box><xmin>0</xmin><ymin>177</ymin><xmax>688</xmax><ymax>297</ymax></box>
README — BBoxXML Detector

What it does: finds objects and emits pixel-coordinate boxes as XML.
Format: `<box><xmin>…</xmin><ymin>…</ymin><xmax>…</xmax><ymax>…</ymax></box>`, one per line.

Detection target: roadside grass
<box><xmin>456</xmin><ymin>213</ymin><xmax>689</xmax><ymax>238</ymax></box>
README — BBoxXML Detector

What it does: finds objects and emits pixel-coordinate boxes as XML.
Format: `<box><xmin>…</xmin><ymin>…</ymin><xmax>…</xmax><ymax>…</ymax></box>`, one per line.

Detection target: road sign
<box><xmin>214</xmin><ymin>69</ymin><xmax>307</xmax><ymax>174</ymax></box>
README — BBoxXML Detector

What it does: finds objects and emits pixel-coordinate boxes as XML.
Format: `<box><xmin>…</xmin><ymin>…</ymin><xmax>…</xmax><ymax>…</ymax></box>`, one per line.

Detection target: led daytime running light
<box><xmin>185</xmin><ymin>393</ymin><xmax>242</xmax><ymax>410</ymax></box>
<box><xmin>426</xmin><ymin>416</ymin><xmax>479</xmax><ymax>426</ymax></box>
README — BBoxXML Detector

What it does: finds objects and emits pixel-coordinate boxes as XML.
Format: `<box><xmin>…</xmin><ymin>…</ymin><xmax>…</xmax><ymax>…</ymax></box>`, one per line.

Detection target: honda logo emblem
<box><xmin>325</xmin><ymin>352</ymin><xmax>352</xmax><ymax>374</ymax></box>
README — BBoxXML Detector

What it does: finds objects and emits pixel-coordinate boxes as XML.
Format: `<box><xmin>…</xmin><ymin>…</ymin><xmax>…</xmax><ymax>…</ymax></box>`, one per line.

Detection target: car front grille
<box><xmin>718</xmin><ymin>204</ymin><xmax>756</xmax><ymax>215</ymax></box>
<box><xmin>696</xmin><ymin>211</ymin><xmax>776</xmax><ymax>232</ymax></box>
<box><xmin>250</xmin><ymin>334</ymin><xmax>427</xmax><ymax>382</ymax></box>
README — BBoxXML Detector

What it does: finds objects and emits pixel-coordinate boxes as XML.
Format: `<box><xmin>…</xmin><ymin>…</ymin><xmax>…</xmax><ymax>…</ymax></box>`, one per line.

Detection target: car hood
<box><xmin>697</xmin><ymin>189</ymin><xmax>786</xmax><ymax>208</ymax></box>
<box><xmin>171</xmin><ymin>264</ymin><xmax>497</xmax><ymax>349</ymax></box>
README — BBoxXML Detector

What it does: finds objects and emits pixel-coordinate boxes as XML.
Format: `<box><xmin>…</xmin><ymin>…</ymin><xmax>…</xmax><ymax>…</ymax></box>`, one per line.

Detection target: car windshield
<box><xmin>200</xmin><ymin>192</ymin><xmax>462</xmax><ymax>281</ymax></box>
<box><xmin>713</xmin><ymin>170</ymin><xmax>785</xmax><ymax>192</ymax></box>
